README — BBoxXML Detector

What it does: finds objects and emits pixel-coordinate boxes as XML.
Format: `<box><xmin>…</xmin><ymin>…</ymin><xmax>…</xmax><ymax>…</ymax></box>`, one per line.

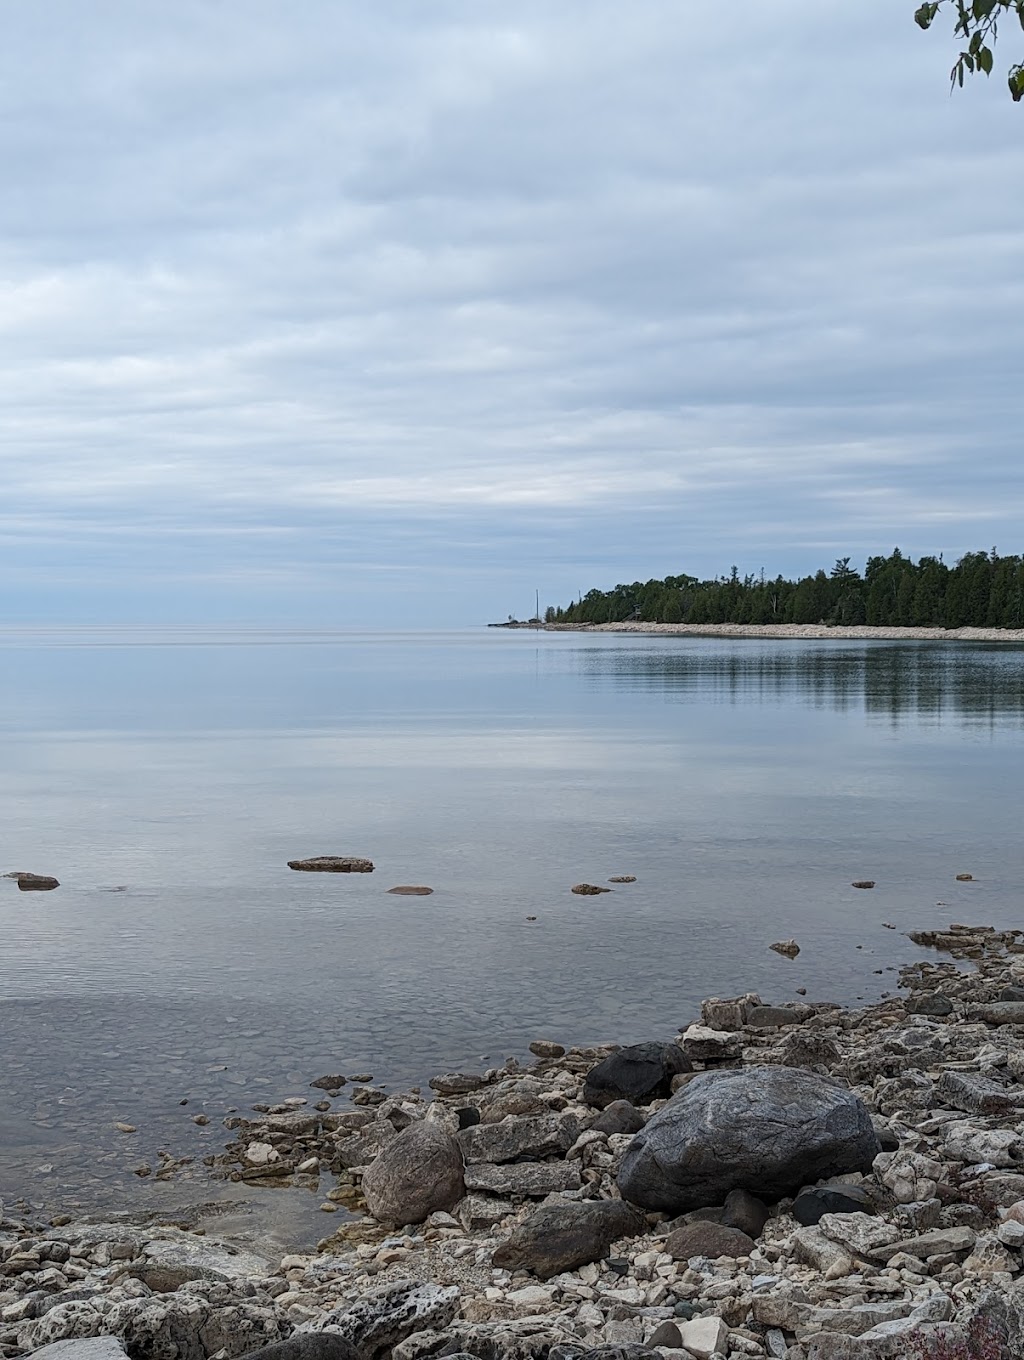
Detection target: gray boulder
<box><xmin>28</xmin><ymin>1343</ymin><xmax>126</xmax><ymax>1360</ymax></box>
<box><xmin>583</xmin><ymin>1042</ymin><xmax>691</xmax><ymax>1108</ymax></box>
<box><xmin>361</xmin><ymin>1122</ymin><xmax>464</xmax><ymax>1227</ymax></box>
<box><xmin>589</xmin><ymin>1101</ymin><xmax>645</xmax><ymax>1137</ymax></box>
<box><xmin>457</xmin><ymin>1113</ymin><xmax>578</xmax><ymax>1164</ymax></box>
<box><xmin>244</xmin><ymin>1337</ymin><xmax>361</xmax><ymax>1360</ymax></box>
<box><xmin>617</xmin><ymin>1065</ymin><xmax>881</xmax><ymax>1212</ymax></box>
<box><xmin>492</xmin><ymin>1199</ymin><xmax>644</xmax><ymax>1278</ymax></box>
<box><xmin>304</xmin><ymin>1279</ymin><xmax>459</xmax><ymax>1360</ymax></box>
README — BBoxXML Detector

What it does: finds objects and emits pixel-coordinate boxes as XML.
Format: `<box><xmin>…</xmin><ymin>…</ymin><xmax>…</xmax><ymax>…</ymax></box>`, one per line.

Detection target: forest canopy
<box><xmin>547</xmin><ymin>549</ymin><xmax>1024</xmax><ymax>629</ymax></box>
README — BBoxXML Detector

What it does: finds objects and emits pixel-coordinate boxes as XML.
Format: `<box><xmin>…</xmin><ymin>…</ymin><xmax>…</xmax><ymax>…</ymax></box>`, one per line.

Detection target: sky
<box><xmin>1</xmin><ymin>1</ymin><xmax>1022</xmax><ymax>626</ymax></box>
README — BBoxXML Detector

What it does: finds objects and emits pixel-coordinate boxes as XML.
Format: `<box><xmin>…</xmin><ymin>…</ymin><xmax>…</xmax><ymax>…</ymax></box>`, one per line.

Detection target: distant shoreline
<box><xmin>492</xmin><ymin>621</ymin><xmax>1024</xmax><ymax>642</ymax></box>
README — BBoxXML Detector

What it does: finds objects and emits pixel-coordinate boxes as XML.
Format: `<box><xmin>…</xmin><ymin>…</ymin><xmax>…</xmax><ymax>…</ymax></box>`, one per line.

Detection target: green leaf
<box><xmin>914</xmin><ymin>2</ymin><xmax>940</xmax><ymax>29</ymax></box>
<box><xmin>972</xmin><ymin>0</ymin><xmax>998</xmax><ymax>19</ymax></box>
<box><xmin>978</xmin><ymin>45</ymin><xmax>994</xmax><ymax>74</ymax></box>
<box><xmin>1010</xmin><ymin>63</ymin><xmax>1024</xmax><ymax>100</ymax></box>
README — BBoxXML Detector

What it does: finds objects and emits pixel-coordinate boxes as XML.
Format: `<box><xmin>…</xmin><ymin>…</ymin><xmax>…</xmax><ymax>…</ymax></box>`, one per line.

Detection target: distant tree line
<box><xmin>547</xmin><ymin>549</ymin><xmax>1024</xmax><ymax>629</ymax></box>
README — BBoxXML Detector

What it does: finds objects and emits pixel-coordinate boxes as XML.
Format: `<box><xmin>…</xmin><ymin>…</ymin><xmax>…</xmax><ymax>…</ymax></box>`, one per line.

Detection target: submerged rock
<box><xmin>386</xmin><ymin>886</ymin><xmax>433</xmax><ymax>895</ymax></box>
<box><xmin>571</xmin><ymin>883</ymin><xmax>612</xmax><ymax>895</ymax></box>
<box><xmin>617</xmin><ymin>1065</ymin><xmax>880</xmax><ymax>1212</ymax></box>
<box><xmin>769</xmin><ymin>939</ymin><xmax>800</xmax><ymax>957</ymax></box>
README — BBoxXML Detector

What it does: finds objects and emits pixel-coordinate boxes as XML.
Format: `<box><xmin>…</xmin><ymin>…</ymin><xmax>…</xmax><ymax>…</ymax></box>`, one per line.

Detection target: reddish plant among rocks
<box><xmin>910</xmin><ymin>1316</ymin><xmax>1008</xmax><ymax>1360</ymax></box>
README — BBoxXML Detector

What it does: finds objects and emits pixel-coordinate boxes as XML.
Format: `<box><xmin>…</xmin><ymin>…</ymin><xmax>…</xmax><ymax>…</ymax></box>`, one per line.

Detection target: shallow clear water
<box><xmin>1</xmin><ymin>629</ymin><xmax>1022</xmax><ymax>1241</ymax></box>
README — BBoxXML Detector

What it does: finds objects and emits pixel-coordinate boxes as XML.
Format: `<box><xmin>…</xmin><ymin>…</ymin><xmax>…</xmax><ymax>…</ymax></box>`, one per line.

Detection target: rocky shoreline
<box><xmin>6</xmin><ymin>924</ymin><xmax>1024</xmax><ymax>1360</ymax></box>
<box><xmin>500</xmin><ymin>623</ymin><xmax>1024</xmax><ymax>642</ymax></box>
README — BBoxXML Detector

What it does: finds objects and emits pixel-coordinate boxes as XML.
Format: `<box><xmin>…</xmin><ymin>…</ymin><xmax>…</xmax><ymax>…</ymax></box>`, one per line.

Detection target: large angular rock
<box><xmin>457</xmin><ymin>1114</ymin><xmax>577</xmax><ymax>1164</ymax></box>
<box><xmin>463</xmin><ymin>1161</ymin><xmax>581</xmax><ymax>1196</ymax></box>
<box><xmin>616</xmin><ymin>1066</ymin><xmax>880</xmax><ymax>1212</ymax></box>
<box><xmin>492</xmin><ymin>1199</ymin><xmax>644</xmax><ymax>1278</ymax></box>
<box><xmin>582</xmin><ymin>1043</ymin><xmax>691</xmax><ymax>1108</ymax></box>
<box><xmin>665</xmin><ymin>1220</ymin><xmax>755</xmax><ymax>1260</ymax></box>
<box><xmin>361</xmin><ymin>1122</ymin><xmax>464</xmax><ymax>1227</ymax></box>
<box><xmin>304</xmin><ymin>1280</ymin><xmax>459</xmax><ymax>1360</ymax></box>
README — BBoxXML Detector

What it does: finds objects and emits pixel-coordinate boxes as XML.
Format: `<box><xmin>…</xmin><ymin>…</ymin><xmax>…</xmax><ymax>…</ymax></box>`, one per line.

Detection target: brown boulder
<box><xmin>666</xmin><ymin>1220</ymin><xmax>756</xmax><ymax>1260</ymax></box>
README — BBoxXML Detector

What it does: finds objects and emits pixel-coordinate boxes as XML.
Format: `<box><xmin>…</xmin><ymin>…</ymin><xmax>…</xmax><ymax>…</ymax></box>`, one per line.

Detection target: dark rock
<box><xmin>456</xmin><ymin>1107</ymin><xmax>481</xmax><ymax>1130</ymax></box>
<box><xmin>872</xmin><ymin>1118</ymin><xmax>900</xmax><ymax>1152</ymax></box>
<box><xmin>10</xmin><ymin>873</ymin><xmax>60</xmax><ymax>891</ymax></box>
<box><xmin>851</xmin><ymin>881</ymin><xmax>875</xmax><ymax>889</ymax></box>
<box><xmin>360</xmin><ymin>1122</ymin><xmax>465</xmax><ymax>1227</ymax></box>
<box><xmin>744</xmin><ymin>1005</ymin><xmax>806</xmax><ymax>1029</ymax></box>
<box><xmin>310</xmin><ymin>1075</ymin><xmax>347</xmax><ymax>1090</ymax></box>
<box><xmin>645</xmin><ymin>1322</ymin><xmax>682</xmax><ymax>1349</ymax></box>
<box><xmin>572</xmin><ymin>883</ymin><xmax>611</xmax><ymax>895</ymax></box>
<box><xmin>999</xmin><ymin>986</ymin><xmax>1024</xmax><ymax>1002</ymax></box>
<box><xmin>589</xmin><ymin>1101</ymin><xmax>645</xmax><ymax>1136</ymax></box>
<box><xmin>769</xmin><ymin>939</ymin><xmax>800</xmax><ymax>957</ymax></box>
<box><xmin>617</xmin><ymin>1065</ymin><xmax>881</xmax><ymax>1213</ymax></box>
<box><xmin>665</xmin><ymin>1220</ymin><xmax>755</xmax><ymax>1260</ymax></box>
<box><xmin>905</xmin><ymin>992</ymin><xmax>954</xmax><ymax>1016</ymax></box>
<box><xmin>722</xmin><ymin>1188</ymin><xmax>769</xmax><ymax>1238</ymax></box>
<box><xmin>429</xmin><ymin>1072</ymin><xmax>485</xmax><ymax>1096</ymax></box>
<box><xmin>387</xmin><ymin>886</ymin><xmax>433</xmax><ymax>895</ymax></box>
<box><xmin>793</xmin><ymin>1183</ymin><xmax>876</xmax><ymax>1225</ymax></box>
<box><xmin>244</xmin><ymin>1338</ymin><xmax>361</xmax><ymax>1360</ymax></box>
<box><xmin>583</xmin><ymin>1043</ymin><xmax>691</xmax><ymax>1109</ymax></box>
<box><xmin>574</xmin><ymin>1348</ymin><xmax>661</xmax><ymax>1360</ymax></box>
<box><xmin>955</xmin><ymin>873</ymin><xmax>974</xmax><ymax>881</ymax></box>
<box><xmin>491</xmin><ymin>1199</ymin><xmax>644</xmax><ymax>1278</ymax></box>
<box><xmin>607</xmin><ymin>876</ymin><xmax>637</xmax><ymax>884</ymax></box>
<box><xmin>287</xmin><ymin>856</ymin><xmax>374</xmax><ymax>872</ymax></box>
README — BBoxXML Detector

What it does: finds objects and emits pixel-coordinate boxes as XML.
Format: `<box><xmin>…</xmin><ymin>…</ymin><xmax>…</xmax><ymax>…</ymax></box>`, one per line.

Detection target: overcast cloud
<box><xmin>1</xmin><ymin>1</ymin><xmax>1021</xmax><ymax>624</ymax></box>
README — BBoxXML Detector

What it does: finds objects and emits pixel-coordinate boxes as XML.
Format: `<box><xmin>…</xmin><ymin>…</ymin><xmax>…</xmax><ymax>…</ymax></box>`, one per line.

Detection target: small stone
<box><xmin>114</xmin><ymin>1122</ymin><xmax>137</xmax><ymax>1134</ymax></box>
<box><xmin>387</xmin><ymin>886</ymin><xmax>433</xmax><ymax>895</ymax></box>
<box><xmin>311</xmin><ymin>1075</ymin><xmax>347</xmax><ymax>1090</ymax></box>
<box><xmin>851</xmin><ymin>881</ymin><xmax>875</xmax><ymax>889</ymax></box>
<box><xmin>192</xmin><ymin>1114</ymin><xmax>210</xmax><ymax>1126</ymax></box>
<box><xmin>608</xmin><ymin>875</ymin><xmax>637</xmax><ymax>883</ymax></box>
<box><xmin>678</xmin><ymin>1315</ymin><xmax>730</xmax><ymax>1359</ymax></box>
<box><xmin>996</xmin><ymin>1219</ymin><xmax>1024</xmax><ymax>1248</ymax></box>
<box><xmin>793</xmin><ymin>1184</ymin><xmax>875</xmax><ymax>1225</ymax></box>
<box><xmin>769</xmin><ymin>939</ymin><xmax>800</xmax><ymax>957</ymax></box>
<box><xmin>571</xmin><ymin>883</ymin><xmax>612</xmax><ymax>895</ymax></box>
<box><xmin>955</xmin><ymin>873</ymin><xmax>974</xmax><ymax>881</ymax></box>
<box><xmin>647</xmin><ymin>1320</ymin><xmax>682</xmax><ymax>1348</ymax></box>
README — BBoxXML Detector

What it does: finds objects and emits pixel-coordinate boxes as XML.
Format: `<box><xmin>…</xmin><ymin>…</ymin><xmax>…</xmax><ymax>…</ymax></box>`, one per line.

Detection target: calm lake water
<box><xmin>1</xmin><ymin>628</ymin><xmax>1022</xmax><ymax>1242</ymax></box>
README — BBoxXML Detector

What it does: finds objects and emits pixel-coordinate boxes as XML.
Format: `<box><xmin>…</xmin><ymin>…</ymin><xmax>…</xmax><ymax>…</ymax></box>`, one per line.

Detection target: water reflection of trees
<box><xmin>579</xmin><ymin>643</ymin><xmax>1024</xmax><ymax>727</ymax></box>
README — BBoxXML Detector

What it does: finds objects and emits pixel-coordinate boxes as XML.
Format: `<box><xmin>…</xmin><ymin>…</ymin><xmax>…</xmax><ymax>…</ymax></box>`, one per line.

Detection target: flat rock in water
<box><xmin>769</xmin><ymin>939</ymin><xmax>800</xmax><ymax>957</ymax></box>
<box><xmin>571</xmin><ymin>883</ymin><xmax>611</xmax><ymax>895</ymax></box>
<box><xmin>387</xmin><ymin>885</ymin><xmax>433</xmax><ymax>895</ymax></box>
<box><xmin>851</xmin><ymin>880</ymin><xmax>875</xmax><ymax>889</ymax></box>
<box><xmin>288</xmin><ymin>856</ymin><xmax>374</xmax><ymax>873</ymax></box>
<box><xmin>617</xmin><ymin>1065</ymin><xmax>881</xmax><ymax>1213</ymax></box>
<box><xmin>528</xmin><ymin>1039</ymin><xmax>565</xmax><ymax>1059</ymax></box>
<box><xmin>310</xmin><ymin>1074</ymin><xmax>347</xmax><ymax>1091</ymax></box>
<box><xmin>8</xmin><ymin>872</ymin><xmax>60</xmax><ymax>891</ymax></box>
<box><xmin>608</xmin><ymin>875</ymin><xmax>637</xmax><ymax>883</ymax></box>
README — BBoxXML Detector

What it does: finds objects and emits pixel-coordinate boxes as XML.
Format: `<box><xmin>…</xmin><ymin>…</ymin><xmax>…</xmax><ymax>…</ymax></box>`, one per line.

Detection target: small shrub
<box><xmin>910</xmin><ymin>1315</ymin><xmax>1008</xmax><ymax>1360</ymax></box>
